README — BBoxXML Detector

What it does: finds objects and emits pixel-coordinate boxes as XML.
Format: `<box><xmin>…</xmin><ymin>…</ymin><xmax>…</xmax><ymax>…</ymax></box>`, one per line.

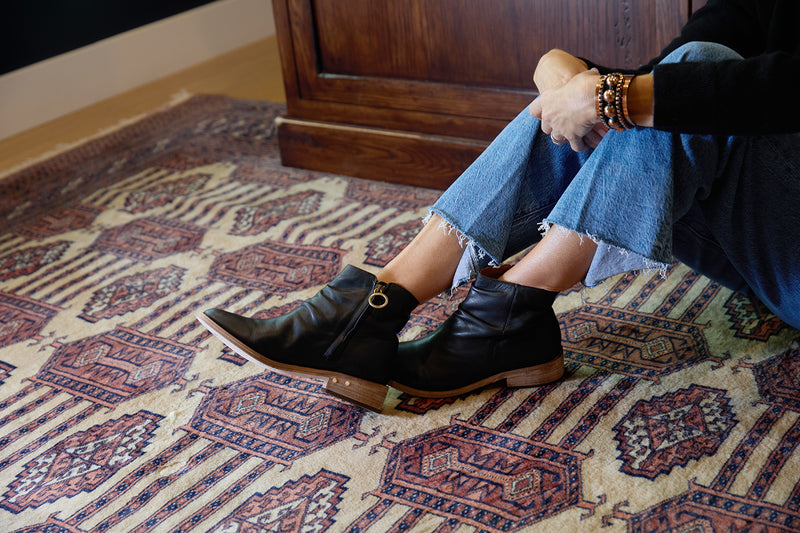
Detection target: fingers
<box><xmin>528</xmin><ymin>98</ymin><xmax>542</xmax><ymax>118</ymax></box>
<box><xmin>583</xmin><ymin>130</ymin><xmax>604</xmax><ymax>149</ymax></box>
<box><xmin>584</xmin><ymin>123</ymin><xmax>609</xmax><ymax>149</ymax></box>
<box><xmin>551</xmin><ymin>133</ymin><xmax>588</xmax><ymax>152</ymax></box>
<box><xmin>568</xmin><ymin>137</ymin><xmax>588</xmax><ymax>152</ymax></box>
<box><xmin>534</xmin><ymin>90</ymin><xmax>601</xmax><ymax>152</ymax></box>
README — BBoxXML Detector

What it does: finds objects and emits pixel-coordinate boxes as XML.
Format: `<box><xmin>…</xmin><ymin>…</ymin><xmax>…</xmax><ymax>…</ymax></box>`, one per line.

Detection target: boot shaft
<box><xmin>393</xmin><ymin>268</ymin><xmax>563</xmax><ymax>394</ymax></box>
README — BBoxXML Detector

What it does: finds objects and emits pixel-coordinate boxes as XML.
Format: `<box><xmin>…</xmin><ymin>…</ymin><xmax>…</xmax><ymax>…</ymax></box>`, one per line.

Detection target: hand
<box><xmin>533</xmin><ymin>49</ymin><xmax>589</xmax><ymax>94</ymax></box>
<box><xmin>529</xmin><ymin>69</ymin><xmax>603</xmax><ymax>152</ymax></box>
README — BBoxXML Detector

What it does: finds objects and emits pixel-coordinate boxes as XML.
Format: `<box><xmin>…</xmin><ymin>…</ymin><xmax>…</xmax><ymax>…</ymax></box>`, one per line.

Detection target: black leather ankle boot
<box><xmin>198</xmin><ymin>265</ymin><xmax>418</xmax><ymax>411</ymax></box>
<box><xmin>391</xmin><ymin>267</ymin><xmax>563</xmax><ymax>397</ymax></box>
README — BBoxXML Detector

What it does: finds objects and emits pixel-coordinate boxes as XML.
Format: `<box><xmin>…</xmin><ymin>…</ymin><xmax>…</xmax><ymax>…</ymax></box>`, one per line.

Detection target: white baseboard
<box><xmin>0</xmin><ymin>0</ymin><xmax>275</xmax><ymax>140</ymax></box>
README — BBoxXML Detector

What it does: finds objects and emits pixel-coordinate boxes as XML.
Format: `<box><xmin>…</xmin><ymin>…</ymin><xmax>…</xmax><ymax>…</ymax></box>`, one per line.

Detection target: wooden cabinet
<box><xmin>272</xmin><ymin>0</ymin><xmax>699</xmax><ymax>189</ymax></box>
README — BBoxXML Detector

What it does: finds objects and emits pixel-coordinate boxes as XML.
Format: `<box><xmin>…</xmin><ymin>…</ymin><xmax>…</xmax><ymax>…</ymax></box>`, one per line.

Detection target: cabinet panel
<box><xmin>290</xmin><ymin>0</ymin><xmax>689</xmax><ymax>119</ymax></box>
<box><xmin>312</xmin><ymin>0</ymin><xmax>686</xmax><ymax>88</ymax></box>
<box><xmin>273</xmin><ymin>0</ymin><xmax>692</xmax><ymax>187</ymax></box>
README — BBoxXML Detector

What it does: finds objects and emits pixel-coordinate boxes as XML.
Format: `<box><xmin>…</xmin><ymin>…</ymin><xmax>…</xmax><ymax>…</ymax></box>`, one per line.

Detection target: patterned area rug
<box><xmin>1</xmin><ymin>95</ymin><xmax>798</xmax><ymax>532</ymax></box>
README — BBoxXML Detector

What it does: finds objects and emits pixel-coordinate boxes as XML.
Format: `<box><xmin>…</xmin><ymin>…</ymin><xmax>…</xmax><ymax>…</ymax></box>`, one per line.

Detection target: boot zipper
<box><xmin>323</xmin><ymin>281</ymin><xmax>390</xmax><ymax>360</ymax></box>
<box><xmin>368</xmin><ymin>282</ymin><xmax>389</xmax><ymax>309</ymax></box>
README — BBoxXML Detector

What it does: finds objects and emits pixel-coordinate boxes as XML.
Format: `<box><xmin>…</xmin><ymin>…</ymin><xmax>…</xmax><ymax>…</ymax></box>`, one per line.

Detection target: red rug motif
<box><xmin>0</xmin><ymin>95</ymin><xmax>798</xmax><ymax>532</ymax></box>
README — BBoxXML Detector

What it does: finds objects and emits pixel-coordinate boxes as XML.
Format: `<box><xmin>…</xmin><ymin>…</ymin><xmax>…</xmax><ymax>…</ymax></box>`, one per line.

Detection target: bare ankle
<box><xmin>498</xmin><ymin>270</ymin><xmax>565</xmax><ymax>293</ymax></box>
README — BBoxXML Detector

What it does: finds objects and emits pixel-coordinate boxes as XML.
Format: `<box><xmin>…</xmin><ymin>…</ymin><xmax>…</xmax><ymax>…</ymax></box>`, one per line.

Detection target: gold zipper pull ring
<box><xmin>368</xmin><ymin>283</ymin><xmax>389</xmax><ymax>309</ymax></box>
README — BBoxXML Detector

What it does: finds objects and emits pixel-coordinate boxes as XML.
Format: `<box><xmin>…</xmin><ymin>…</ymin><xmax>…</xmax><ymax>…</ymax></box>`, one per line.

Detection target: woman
<box><xmin>198</xmin><ymin>0</ymin><xmax>800</xmax><ymax>412</ymax></box>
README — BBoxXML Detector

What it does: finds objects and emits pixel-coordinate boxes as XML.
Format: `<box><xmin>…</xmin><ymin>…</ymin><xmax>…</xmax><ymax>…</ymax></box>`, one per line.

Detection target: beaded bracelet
<box><xmin>596</xmin><ymin>73</ymin><xmax>635</xmax><ymax>131</ymax></box>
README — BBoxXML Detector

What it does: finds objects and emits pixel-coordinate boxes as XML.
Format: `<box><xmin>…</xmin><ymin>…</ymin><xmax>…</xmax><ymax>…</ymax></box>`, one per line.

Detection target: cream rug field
<box><xmin>0</xmin><ymin>95</ymin><xmax>798</xmax><ymax>532</ymax></box>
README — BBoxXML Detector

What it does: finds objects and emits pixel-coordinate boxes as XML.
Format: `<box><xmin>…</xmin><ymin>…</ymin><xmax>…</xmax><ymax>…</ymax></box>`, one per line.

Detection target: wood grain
<box><xmin>273</xmin><ymin>0</ymin><xmax>699</xmax><ymax>186</ymax></box>
<box><xmin>277</xmin><ymin>117</ymin><xmax>487</xmax><ymax>190</ymax></box>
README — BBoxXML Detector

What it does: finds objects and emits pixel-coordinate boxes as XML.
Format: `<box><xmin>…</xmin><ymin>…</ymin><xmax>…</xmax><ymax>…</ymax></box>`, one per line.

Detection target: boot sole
<box><xmin>389</xmin><ymin>352</ymin><xmax>564</xmax><ymax>398</ymax></box>
<box><xmin>196</xmin><ymin>313</ymin><xmax>389</xmax><ymax>413</ymax></box>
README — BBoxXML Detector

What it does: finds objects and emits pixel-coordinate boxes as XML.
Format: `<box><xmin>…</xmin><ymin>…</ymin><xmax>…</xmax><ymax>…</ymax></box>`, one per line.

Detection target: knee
<box><xmin>659</xmin><ymin>41</ymin><xmax>743</xmax><ymax>65</ymax></box>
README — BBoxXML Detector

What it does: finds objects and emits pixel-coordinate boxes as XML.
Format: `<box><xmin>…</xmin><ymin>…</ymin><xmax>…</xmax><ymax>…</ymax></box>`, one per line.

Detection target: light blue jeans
<box><xmin>431</xmin><ymin>42</ymin><xmax>800</xmax><ymax>328</ymax></box>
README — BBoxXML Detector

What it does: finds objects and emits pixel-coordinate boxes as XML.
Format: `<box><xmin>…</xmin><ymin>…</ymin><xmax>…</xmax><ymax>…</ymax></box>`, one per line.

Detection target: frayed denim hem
<box><xmin>424</xmin><ymin>208</ymin><xmax>500</xmax><ymax>292</ymax></box>
<box><xmin>421</xmin><ymin>209</ymin><xmax>673</xmax><ymax>293</ymax></box>
<box><xmin>541</xmin><ymin>219</ymin><xmax>672</xmax><ymax>288</ymax></box>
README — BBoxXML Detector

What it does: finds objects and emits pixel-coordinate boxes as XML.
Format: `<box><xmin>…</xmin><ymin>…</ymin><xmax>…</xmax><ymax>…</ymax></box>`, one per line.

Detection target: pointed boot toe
<box><xmin>197</xmin><ymin>265</ymin><xmax>418</xmax><ymax>412</ymax></box>
<box><xmin>202</xmin><ymin>309</ymin><xmax>255</xmax><ymax>339</ymax></box>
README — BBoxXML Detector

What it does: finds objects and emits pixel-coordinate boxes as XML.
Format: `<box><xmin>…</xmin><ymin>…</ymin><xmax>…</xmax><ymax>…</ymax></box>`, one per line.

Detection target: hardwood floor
<box><xmin>0</xmin><ymin>36</ymin><xmax>285</xmax><ymax>176</ymax></box>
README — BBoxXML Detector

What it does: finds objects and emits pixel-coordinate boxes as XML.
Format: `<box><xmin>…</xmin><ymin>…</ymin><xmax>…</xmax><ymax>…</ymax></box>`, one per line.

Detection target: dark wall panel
<box><xmin>0</xmin><ymin>0</ymin><xmax>219</xmax><ymax>75</ymax></box>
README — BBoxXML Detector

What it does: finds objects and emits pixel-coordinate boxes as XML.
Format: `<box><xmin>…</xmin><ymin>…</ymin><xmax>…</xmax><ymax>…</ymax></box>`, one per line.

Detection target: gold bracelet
<box><xmin>620</xmin><ymin>74</ymin><xmax>635</xmax><ymax>128</ymax></box>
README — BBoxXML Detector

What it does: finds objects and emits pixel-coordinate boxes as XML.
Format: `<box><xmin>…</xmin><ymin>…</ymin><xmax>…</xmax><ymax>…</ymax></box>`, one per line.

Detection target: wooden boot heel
<box><xmin>324</xmin><ymin>373</ymin><xmax>389</xmax><ymax>413</ymax></box>
<box><xmin>505</xmin><ymin>352</ymin><xmax>565</xmax><ymax>388</ymax></box>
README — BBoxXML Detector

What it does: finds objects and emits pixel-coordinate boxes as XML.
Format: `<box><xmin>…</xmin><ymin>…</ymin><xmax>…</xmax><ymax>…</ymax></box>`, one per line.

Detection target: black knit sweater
<box><xmin>592</xmin><ymin>0</ymin><xmax>800</xmax><ymax>135</ymax></box>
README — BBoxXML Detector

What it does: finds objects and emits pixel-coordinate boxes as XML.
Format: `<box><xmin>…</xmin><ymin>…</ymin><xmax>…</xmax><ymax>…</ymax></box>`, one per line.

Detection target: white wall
<box><xmin>0</xmin><ymin>0</ymin><xmax>275</xmax><ymax>140</ymax></box>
